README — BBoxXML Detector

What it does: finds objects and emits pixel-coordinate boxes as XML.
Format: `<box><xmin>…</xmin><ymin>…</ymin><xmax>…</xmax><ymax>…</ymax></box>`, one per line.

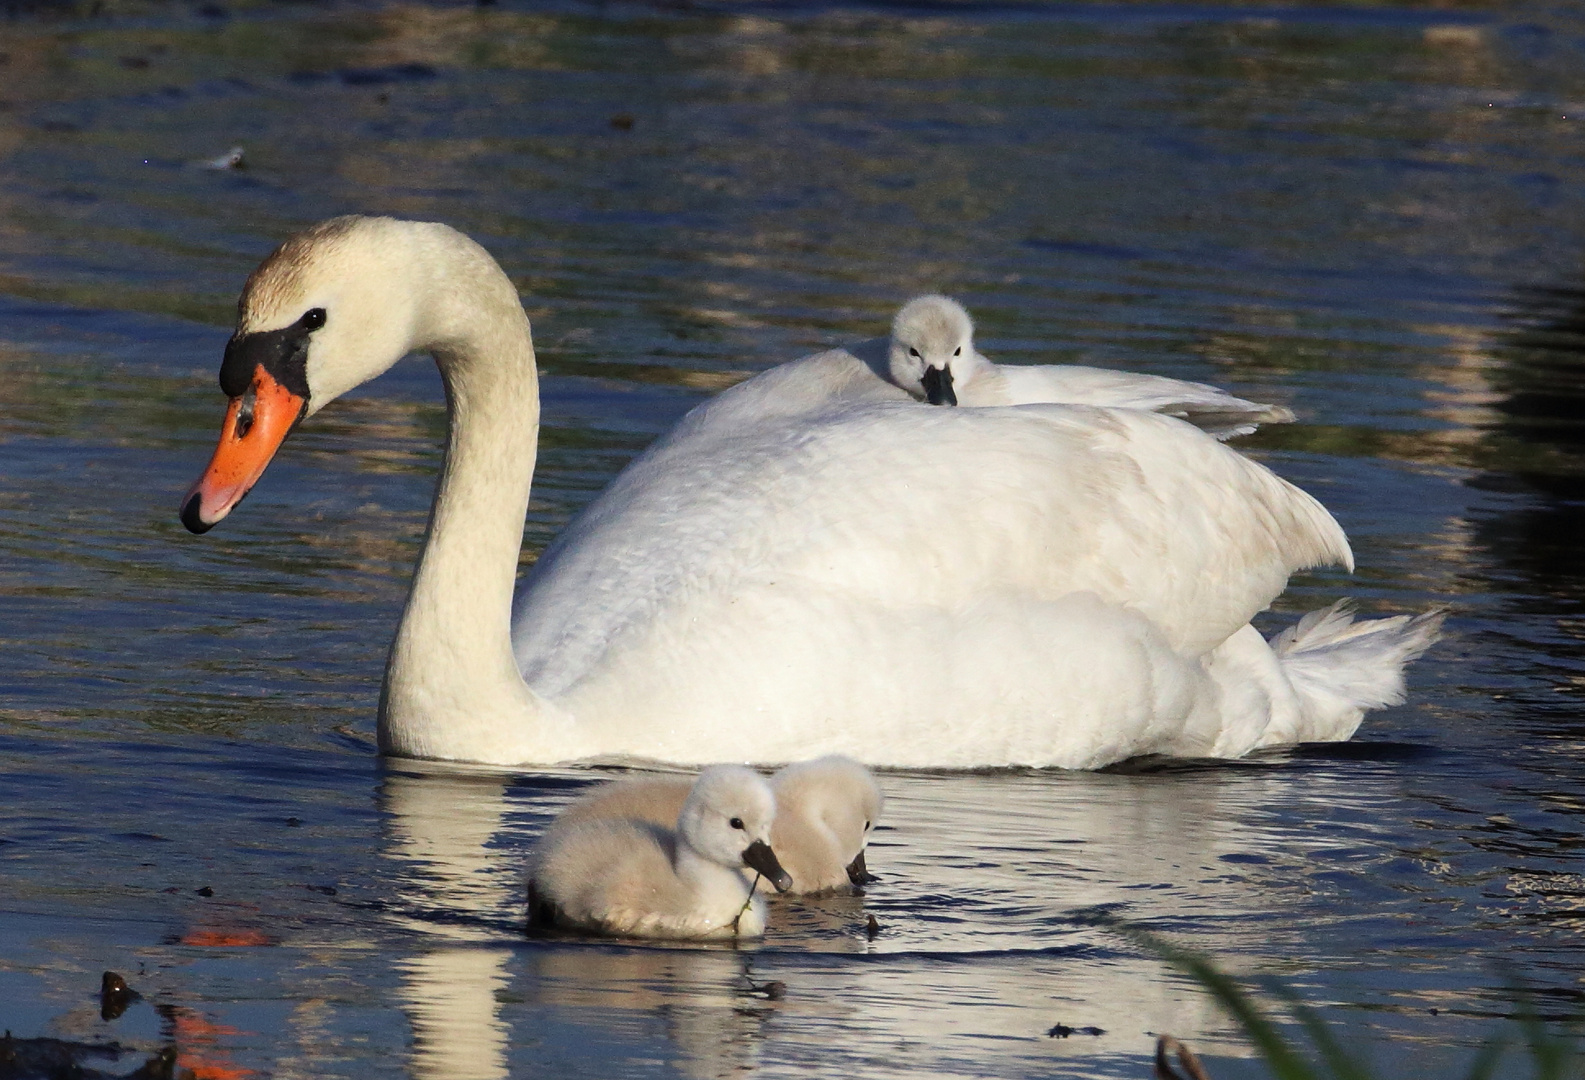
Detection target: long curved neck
<box><xmin>377</xmin><ymin>235</ymin><xmax>571</xmax><ymax>764</ymax></box>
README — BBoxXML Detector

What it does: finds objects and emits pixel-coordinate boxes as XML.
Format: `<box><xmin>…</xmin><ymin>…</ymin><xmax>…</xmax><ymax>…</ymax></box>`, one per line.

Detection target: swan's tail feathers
<box><xmin>1269</xmin><ymin>601</ymin><xmax>1447</xmax><ymax>743</ymax></box>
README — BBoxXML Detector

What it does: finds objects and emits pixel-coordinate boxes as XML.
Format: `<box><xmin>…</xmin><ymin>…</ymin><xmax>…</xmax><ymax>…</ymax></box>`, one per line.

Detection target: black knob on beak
<box><xmin>742</xmin><ymin>839</ymin><xmax>794</xmax><ymax>892</ymax></box>
<box><xmin>921</xmin><ymin>365</ymin><xmax>957</xmax><ymax>406</ymax></box>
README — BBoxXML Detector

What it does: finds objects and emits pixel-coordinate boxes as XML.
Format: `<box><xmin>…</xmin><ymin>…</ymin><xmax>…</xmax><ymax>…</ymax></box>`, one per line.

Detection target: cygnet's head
<box><xmin>888</xmin><ymin>294</ymin><xmax>975</xmax><ymax>406</ymax></box>
<box><xmin>773</xmin><ymin>755</ymin><xmax>884</xmax><ymax>886</ymax></box>
<box><xmin>677</xmin><ymin>766</ymin><xmax>793</xmax><ymax>892</ymax></box>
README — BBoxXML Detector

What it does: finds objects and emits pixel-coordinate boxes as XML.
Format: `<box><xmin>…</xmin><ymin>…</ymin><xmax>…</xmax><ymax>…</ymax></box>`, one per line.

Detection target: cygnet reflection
<box><xmin>528</xmin><ymin>948</ymin><xmax>779</xmax><ymax>1080</ymax></box>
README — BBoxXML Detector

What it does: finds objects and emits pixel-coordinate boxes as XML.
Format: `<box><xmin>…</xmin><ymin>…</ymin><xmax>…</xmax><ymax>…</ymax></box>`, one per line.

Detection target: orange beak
<box><xmin>179</xmin><ymin>366</ymin><xmax>307</xmax><ymax>534</ymax></box>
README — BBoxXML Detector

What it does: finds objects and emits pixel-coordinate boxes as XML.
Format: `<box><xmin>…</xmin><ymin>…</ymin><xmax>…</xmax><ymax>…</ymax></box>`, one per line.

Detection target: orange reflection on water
<box><xmin>168</xmin><ymin>1006</ymin><xmax>255</xmax><ymax>1080</ymax></box>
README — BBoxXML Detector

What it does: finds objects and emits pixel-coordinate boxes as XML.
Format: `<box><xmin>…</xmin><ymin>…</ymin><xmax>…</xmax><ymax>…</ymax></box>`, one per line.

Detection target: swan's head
<box><xmin>179</xmin><ymin>215</ymin><xmax>490</xmax><ymax>534</ymax></box>
<box><xmin>678</xmin><ymin>766</ymin><xmax>793</xmax><ymax>892</ymax></box>
<box><xmin>888</xmin><ymin>294</ymin><xmax>975</xmax><ymax>406</ymax></box>
<box><xmin>772</xmin><ymin>755</ymin><xmax>884</xmax><ymax>886</ymax></box>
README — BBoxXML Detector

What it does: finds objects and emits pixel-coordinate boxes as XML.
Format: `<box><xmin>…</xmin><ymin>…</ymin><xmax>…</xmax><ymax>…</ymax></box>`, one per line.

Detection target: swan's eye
<box><xmin>729</xmin><ymin>817</ymin><xmax>745</xmax><ymax>830</ymax></box>
<box><xmin>953</xmin><ymin>347</ymin><xmax>961</xmax><ymax>356</ymax></box>
<box><xmin>299</xmin><ymin>308</ymin><xmax>327</xmax><ymax>331</ymax></box>
<box><xmin>909</xmin><ymin>347</ymin><xmax>921</xmax><ymax>359</ymax></box>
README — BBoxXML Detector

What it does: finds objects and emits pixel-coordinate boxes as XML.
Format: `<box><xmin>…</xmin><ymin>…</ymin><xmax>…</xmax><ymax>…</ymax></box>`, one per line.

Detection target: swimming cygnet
<box><xmin>769</xmin><ymin>755</ymin><xmax>883</xmax><ymax>892</ymax></box>
<box><xmin>886</xmin><ymin>294</ymin><xmax>1295</xmax><ymax>439</ymax></box>
<box><xmin>527</xmin><ymin>765</ymin><xmax>793</xmax><ymax>939</ymax></box>
<box><xmin>543</xmin><ymin>755</ymin><xmax>883</xmax><ymax>894</ymax></box>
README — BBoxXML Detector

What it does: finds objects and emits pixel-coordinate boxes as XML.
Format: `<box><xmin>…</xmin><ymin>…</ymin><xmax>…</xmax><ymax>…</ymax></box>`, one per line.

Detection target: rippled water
<box><xmin>4</xmin><ymin>1</ymin><xmax>1585</xmax><ymax>1076</ymax></box>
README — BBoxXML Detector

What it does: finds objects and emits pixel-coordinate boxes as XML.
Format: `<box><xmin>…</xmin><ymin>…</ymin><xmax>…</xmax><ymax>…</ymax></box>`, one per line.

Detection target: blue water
<box><xmin>3</xmin><ymin>1</ymin><xmax>1585</xmax><ymax>1076</ymax></box>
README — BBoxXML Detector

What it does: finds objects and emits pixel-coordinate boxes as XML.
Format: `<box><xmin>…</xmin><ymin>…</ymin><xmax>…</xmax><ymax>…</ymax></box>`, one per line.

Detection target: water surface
<box><xmin>3</xmin><ymin>1</ymin><xmax>1585</xmax><ymax>1076</ymax></box>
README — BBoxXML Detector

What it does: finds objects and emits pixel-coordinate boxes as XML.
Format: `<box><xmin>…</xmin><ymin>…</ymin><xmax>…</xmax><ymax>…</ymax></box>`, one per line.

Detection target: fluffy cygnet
<box><xmin>769</xmin><ymin>756</ymin><xmax>883</xmax><ymax>892</ymax></box>
<box><xmin>528</xmin><ymin>764</ymin><xmax>792</xmax><ymax>939</ymax></box>
<box><xmin>886</xmin><ymin>294</ymin><xmax>1294</xmax><ymax>439</ymax></box>
<box><xmin>544</xmin><ymin>756</ymin><xmax>883</xmax><ymax>894</ymax></box>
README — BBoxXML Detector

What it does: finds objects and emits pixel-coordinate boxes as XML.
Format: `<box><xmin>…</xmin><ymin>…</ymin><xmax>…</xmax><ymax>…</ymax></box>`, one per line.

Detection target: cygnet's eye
<box><xmin>729</xmin><ymin>817</ymin><xmax>745</xmax><ymax>830</ymax></box>
<box><xmin>909</xmin><ymin>347</ymin><xmax>921</xmax><ymax>359</ymax></box>
<box><xmin>299</xmin><ymin>308</ymin><xmax>327</xmax><ymax>331</ymax></box>
<box><xmin>953</xmin><ymin>346</ymin><xmax>961</xmax><ymax>356</ymax></box>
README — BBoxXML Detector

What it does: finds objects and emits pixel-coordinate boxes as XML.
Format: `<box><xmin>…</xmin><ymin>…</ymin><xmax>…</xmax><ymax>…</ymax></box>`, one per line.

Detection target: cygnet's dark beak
<box><xmin>742</xmin><ymin>839</ymin><xmax>794</xmax><ymax>892</ymax></box>
<box><xmin>845</xmin><ymin>849</ymin><xmax>878</xmax><ymax>887</ymax></box>
<box><xmin>921</xmin><ymin>364</ymin><xmax>956</xmax><ymax>406</ymax></box>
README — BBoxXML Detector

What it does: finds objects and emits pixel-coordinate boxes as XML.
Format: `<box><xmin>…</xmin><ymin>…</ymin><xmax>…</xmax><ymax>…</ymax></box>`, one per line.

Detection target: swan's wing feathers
<box><xmin>977</xmin><ymin>363</ymin><xmax>1295</xmax><ymax>439</ymax></box>
<box><xmin>753</xmin><ymin>403</ymin><xmax>1349</xmax><ymax>653</ymax></box>
<box><xmin>934</xmin><ymin>404</ymin><xmax>1350</xmax><ymax>653</ymax></box>
<box><xmin>515</xmin><ymin>397</ymin><xmax>1349</xmax><ymax>692</ymax></box>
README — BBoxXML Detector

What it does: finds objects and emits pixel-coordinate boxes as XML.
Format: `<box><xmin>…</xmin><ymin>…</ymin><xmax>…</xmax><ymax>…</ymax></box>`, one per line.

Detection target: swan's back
<box><xmin>514</xmin><ymin>374</ymin><xmax>1349</xmax><ymax>699</ymax></box>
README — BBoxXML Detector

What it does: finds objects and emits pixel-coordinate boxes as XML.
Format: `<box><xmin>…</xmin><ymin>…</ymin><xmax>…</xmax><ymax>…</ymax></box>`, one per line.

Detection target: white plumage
<box><xmin>528</xmin><ymin>765</ymin><xmax>791</xmax><ymax>939</ymax></box>
<box><xmin>185</xmin><ymin>216</ymin><xmax>1443</xmax><ymax>770</ymax></box>
<box><xmin>544</xmin><ymin>756</ymin><xmax>884</xmax><ymax>894</ymax></box>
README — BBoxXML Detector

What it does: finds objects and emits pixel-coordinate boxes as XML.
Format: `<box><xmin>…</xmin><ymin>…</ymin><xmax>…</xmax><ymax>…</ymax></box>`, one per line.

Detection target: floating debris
<box><xmin>865</xmin><ymin>913</ymin><xmax>880</xmax><ymax>939</ymax></box>
<box><xmin>100</xmin><ymin>971</ymin><xmax>138</xmax><ymax>1021</ymax></box>
<box><xmin>741</xmin><ymin>976</ymin><xmax>785</xmax><ymax>1001</ymax></box>
<box><xmin>194</xmin><ymin>147</ymin><xmax>243</xmax><ymax>171</ymax></box>
<box><xmin>609</xmin><ymin>113</ymin><xmax>634</xmax><ymax>131</ymax></box>
<box><xmin>1046</xmin><ymin>1023</ymin><xmax>1104</xmax><ymax>1038</ymax></box>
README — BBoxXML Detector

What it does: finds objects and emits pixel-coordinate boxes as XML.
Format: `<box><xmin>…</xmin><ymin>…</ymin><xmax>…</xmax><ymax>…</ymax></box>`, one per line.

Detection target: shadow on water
<box><xmin>1470</xmin><ymin>283</ymin><xmax>1585</xmax><ymax>621</ymax></box>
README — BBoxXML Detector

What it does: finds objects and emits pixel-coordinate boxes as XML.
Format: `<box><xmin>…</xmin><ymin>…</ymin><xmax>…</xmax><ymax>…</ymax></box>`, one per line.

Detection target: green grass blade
<box><xmin>1109</xmin><ymin>922</ymin><xmax>1321</xmax><ymax>1080</ymax></box>
<box><xmin>1460</xmin><ymin>1035</ymin><xmax>1510</xmax><ymax>1080</ymax></box>
<box><xmin>1264</xmin><ymin>980</ymin><xmax>1372</xmax><ymax>1080</ymax></box>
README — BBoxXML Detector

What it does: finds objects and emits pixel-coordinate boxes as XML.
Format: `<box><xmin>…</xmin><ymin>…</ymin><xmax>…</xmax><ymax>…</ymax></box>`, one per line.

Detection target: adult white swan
<box><xmin>180</xmin><ymin>216</ymin><xmax>1442</xmax><ymax>770</ymax></box>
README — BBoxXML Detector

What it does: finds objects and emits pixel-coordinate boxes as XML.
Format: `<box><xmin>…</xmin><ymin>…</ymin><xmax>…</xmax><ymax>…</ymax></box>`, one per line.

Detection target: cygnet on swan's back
<box><xmin>884</xmin><ymin>294</ymin><xmax>1295</xmax><ymax>439</ymax></box>
<box><xmin>527</xmin><ymin>765</ymin><xmax>792</xmax><ymax>939</ymax></box>
<box><xmin>542</xmin><ymin>755</ymin><xmax>884</xmax><ymax>894</ymax></box>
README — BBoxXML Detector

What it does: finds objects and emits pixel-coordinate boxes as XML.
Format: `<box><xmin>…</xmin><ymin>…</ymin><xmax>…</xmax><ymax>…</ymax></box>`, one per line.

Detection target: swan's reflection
<box><xmin>381</xmin><ymin>767</ymin><xmax>517</xmax><ymax>1080</ymax></box>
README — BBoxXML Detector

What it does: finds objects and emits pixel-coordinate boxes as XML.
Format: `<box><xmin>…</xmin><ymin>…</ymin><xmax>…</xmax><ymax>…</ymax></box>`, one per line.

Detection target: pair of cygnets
<box><xmin>528</xmin><ymin>755</ymin><xmax>883</xmax><ymax>940</ymax></box>
<box><xmin>882</xmin><ymin>294</ymin><xmax>1294</xmax><ymax>439</ymax></box>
